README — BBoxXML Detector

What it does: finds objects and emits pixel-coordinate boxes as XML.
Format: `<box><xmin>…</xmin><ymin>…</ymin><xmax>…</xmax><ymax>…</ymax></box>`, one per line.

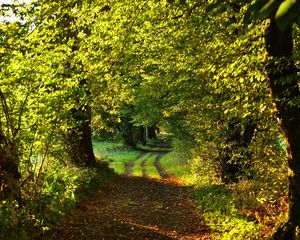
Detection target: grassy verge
<box><xmin>93</xmin><ymin>140</ymin><xmax>140</xmax><ymax>174</ymax></box>
<box><xmin>159</xmin><ymin>151</ymin><xmax>194</xmax><ymax>182</ymax></box>
<box><xmin>158</xmin><ymin>151</ymin><xmax>268</xmax><ymax>239</ymax></box>
<box><xmin>131</xmin><ymin>153</ymin><xmax>161</xmax><ymax>178</ymax></box>
<box><xmin>1</xmin><ymin>159</ymin><xmax>113</xmax><ymax>240</ymax></box>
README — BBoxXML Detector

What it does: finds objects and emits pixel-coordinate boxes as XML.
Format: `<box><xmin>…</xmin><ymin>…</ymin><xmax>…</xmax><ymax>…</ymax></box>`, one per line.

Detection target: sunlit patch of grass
<box><xmin>92</xmin><ymin>140</ymin><xmax>124</xmax><ymax>155</ymax></box>
<box><xmin>131</xmin><ymin>154</ymin><xmax>146</xmax><ymax>176</ymax></box>
<box><xmin>144</xmin><ymin>155</ymin><xmax>161</xmax><ymax>178</ymax></box>
<box><xmin>108</xmin><ymin>151</ymin><xmax>139</xmax><ymax>174</ymax></box>
<box><xmin>92</xmin><ymin>140</ymin><xmax>140</xmax><ymax>174</ymax></box>
<box><xmin>159</xmin><ymin>152</ymin><xmax>192</xmax><ymax>181</ymax></box>
<box><xmin>131</xmin><ymin>153</ymin><xmax>150</xmax><ymax>177</ymax></box>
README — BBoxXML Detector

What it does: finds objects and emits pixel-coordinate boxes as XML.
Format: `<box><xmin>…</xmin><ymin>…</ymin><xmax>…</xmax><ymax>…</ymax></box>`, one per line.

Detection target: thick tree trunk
<box><xmin>67</xmin><ymin>106</ymin><xmax>96</xmax><ymax>167</ymax></box>
<box><xmin>123</xmin><ymin>123</ymin><xmax>137</xmax><ymax>148</ymax></box>
<box><xmin>0</xmin><ymin>138</ymin><xmax>21</xmax><ymax>201</ymax></box>
<box><xmin>266</xmin><ymin>20</ymin><xmax>300</xmax><ymax>240</ymax></box>
<box><xmin>66</xmin><ymin>79</ymin><xmax>96</xmax><ymax>167</ymax></box>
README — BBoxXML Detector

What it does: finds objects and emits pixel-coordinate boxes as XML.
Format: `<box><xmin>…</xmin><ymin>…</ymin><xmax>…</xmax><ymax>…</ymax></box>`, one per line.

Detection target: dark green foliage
<box><xmin>244</xmin><ymin>0</ymin><xmax>300</xmax><ymax>30</ymax></box>
<box><xmin>219</xmin><ymin>117</ymin><xmax>256</xmax><ymax>183</ymax></box>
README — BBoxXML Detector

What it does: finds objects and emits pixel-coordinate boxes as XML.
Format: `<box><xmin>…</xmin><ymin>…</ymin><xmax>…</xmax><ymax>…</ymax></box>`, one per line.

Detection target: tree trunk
<box><xmin>148</xmin><ymin>125</ymin><xmax>157</xmax><ymax>140</ymax></box>
<box><xmin>120</xmin><ymin>118</ymin><xmax>136</xmax><ymax>148</ymax></box>
<box><xmin>266</xmin><ymin>20</ymin><xmax>300</xmax><ymax>240</ymax></box>
<box><xmin>66</xmin><ymin>79</ymin><xmax>96</xmax><ymax>167</ymax></box>
<box><xmin>220</xmin><ymin>117</ymin><xmax>256</xmax><ymax>183</ymax></box>
<box><xmin>0</xmin><ymin>138</ymin><xmax>21</xmax><ymax>201</ymax></box>
<box><xmin>139</xmin><ymin>126</ymin><xmax>146</xmax><ymax>145</ymax></box>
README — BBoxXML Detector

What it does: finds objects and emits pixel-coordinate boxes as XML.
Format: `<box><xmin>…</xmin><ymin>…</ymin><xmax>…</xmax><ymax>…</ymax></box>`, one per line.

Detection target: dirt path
<box><xmin>124</xmin><ymin>152</ymin><xmax>146</xmax><ymax>176</ymax></box>
<box><xmin>39</xmin><ymin>176</ymin><xmax>210</xmax><ymax>240</ymax></box>
<box><xmin>141</xmin><ymin>154</ymin><xmax>150</xmax><ymax>178</ymax></box>
<box><xmin>154</xmin><ymin>153</ymin><xmax>172</xmax><ymax>178</ymax></box>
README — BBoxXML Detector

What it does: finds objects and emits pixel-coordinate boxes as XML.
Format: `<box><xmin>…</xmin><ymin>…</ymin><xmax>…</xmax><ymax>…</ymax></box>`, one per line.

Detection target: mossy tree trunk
<box><xmin>266</xmin><ymin>20</ymin><xmax>300</xmax><ymax>240</ymax></box>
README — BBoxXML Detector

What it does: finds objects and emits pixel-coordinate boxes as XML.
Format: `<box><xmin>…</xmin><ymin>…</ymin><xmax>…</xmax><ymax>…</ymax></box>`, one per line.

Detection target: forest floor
<box><xmin>39</xmin><ymin>146</ymin><xmax>211</xmax><ymax>240</ymax></box>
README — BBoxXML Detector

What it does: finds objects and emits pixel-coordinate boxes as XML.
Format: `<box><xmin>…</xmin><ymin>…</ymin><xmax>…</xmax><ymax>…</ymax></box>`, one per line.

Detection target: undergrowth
<box><xmin>93</xmin><ymin>140</ymin><xmax>140</xmax><ymax>174</ymax></box>
<box><xmin>0</xmin><ymin>159</ymin><xmax>113</xmax><ymax>240</ymax></box>
<box><xmin>166</xmin><ymin>138</ymin><xmax>288</xmax><ymax>240</ymax></box>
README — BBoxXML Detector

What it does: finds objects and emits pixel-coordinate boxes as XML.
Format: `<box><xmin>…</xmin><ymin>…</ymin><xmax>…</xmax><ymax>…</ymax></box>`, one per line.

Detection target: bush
<box><xmin>0</xmin><ymin>161</ymin><xmax>112</xmax><ymax>240</ymax></box>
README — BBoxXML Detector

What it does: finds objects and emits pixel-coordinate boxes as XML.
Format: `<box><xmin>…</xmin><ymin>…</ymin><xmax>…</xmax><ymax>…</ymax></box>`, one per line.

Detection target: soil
<box><xmin>39</xmin><ymin>148</ymin><xmax>211</xmax><ymax>240</ymax></box>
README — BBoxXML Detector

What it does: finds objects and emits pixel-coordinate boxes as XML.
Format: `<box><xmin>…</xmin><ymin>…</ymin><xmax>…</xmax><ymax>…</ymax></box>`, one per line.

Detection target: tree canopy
<box><xmin>0</xmin><ymin>0</ymin><xmax>300</xmax><ymax>239</ymax></box>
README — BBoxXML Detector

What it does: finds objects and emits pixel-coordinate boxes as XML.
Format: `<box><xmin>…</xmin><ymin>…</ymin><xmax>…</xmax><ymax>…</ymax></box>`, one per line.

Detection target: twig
<box><xmin>33</xmin><ymin>125</ymin><xmax>56</xmax><ymax>196</ymax></box>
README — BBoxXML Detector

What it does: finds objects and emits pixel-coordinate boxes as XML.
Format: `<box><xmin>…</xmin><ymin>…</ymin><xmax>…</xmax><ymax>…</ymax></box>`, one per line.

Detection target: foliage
<box><xmin>245</xmin><ymin>0</ymin><xmax>300</xmax><ymax>30</ymax></box>
<box><xmin>0</xmin><ymin>161</ymin><xmax>111</xmax><ymax>240</ymax></box>
<box><xmin>0</xmin><ymin>0</ymin><xmax>297</xmax><ymax>238</ymax></box>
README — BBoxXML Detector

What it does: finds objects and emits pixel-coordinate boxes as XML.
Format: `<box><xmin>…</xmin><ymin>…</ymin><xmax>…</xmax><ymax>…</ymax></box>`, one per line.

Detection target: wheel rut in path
<box><xmin>154</xmin><ymin>153</ymin><xmax>172</xmax><ymax>179</ymax></box>
<box><xmin>141</xmin><ymin>154</ymin><xmax>150</xmax><ymax>178</ymax></box>
<box><xmin>124</xmin><ymin>152</ymin><xmax>146</xmax><ymax>176</ymax></box>
<box><xmin>39</xmin><ymin>176</ymin><xmax>211</xmax><ymax>240</ymax></box>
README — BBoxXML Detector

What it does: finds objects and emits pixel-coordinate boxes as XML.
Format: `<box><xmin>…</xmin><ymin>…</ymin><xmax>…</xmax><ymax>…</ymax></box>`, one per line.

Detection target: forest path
<box><xmin>40</xmin><ymin>142</ymin><xmax>211</xmax><ymax>240</ymax></box>
<box><xmin>41</xmin><ymin>176</ymin><xmax>210</xmax><ymax>240</ymax></box>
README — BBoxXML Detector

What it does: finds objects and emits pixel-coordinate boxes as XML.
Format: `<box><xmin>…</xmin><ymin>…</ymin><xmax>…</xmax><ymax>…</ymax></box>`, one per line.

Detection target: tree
<box><xmin>31</xmin><ymin>0</ymin><xmax>97</xmax><ymax>166</ymax></box>
<box><xmin>0</xmin><ymin>4</ymin><xmax>31</xmax><ymax>201</ymax></box>
<box><xmin>245</xmin><ymin>0</ymin><xmax>300</xmax><ymax>238</ymax></box>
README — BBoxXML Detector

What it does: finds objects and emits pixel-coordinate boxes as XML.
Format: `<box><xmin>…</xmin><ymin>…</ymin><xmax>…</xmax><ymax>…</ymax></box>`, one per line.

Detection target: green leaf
<box><xmin>257</xmin><ymin>0</ymin><xmax>281</xmax><ymax>19</ymax></box>
<box><xmin>275</xmin><ymin>0</ymin><xmax>300</xmax><ymax>30</ymax></box>
<box><xmin>244</xmin><ymin>0</ymin><xmax>282</xmax><ymax>23</ymax></box>
<box><xmin>244</xmin><ymin>0</ymin><xmax>269</xmax><ymax>24</ymax></box>
<box><xmin>275</xmin><ymin>0</ymin><xmax>296</xmax><ymax>19</ymax></box>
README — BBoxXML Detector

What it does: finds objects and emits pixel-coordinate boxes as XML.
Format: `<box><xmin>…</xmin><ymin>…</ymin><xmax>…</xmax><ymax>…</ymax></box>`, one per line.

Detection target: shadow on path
<box><xmin>38</xmin><ymin>176</ymin><xmax>210</xmax><ymax>240</ymax></box>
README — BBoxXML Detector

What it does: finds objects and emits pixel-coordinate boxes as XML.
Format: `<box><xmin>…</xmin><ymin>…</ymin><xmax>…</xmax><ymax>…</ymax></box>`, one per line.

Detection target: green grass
<box><xmin>159</xmin><ymin>152</ymin><xmax>193</xmax><ymax>181</ymax></box>
<box><xmin>145</xmin><ymin>155</ymin><xmax>161</xmax><ymax>178</ymax></box>
<box><xmin>92</xmin><ymin>140</ymin><xmax>124</xmax><ymax>156</ymax></box>
<box><xmin>93</xmin><ymin>140</ymin><xmax>140</xmax><ymax>174</ymax></box>
<box><xmin>137</xmin><ymin>144</ymin><xmax>172</xmax><ymax>152</ymax></box>
<box><xmin>131</xmin><ymin>154</ymin><xmax>161</xmax><ymax>178</ymax></box>
<box><xmin>93</xmin><ymin>140</ymin><xmax>169</xmax><ymax>178</ymax></box>
<box><xmin>131</xmin><ymin>153</ymin><xmax>149</xmax><ymax>176</ymax></box>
